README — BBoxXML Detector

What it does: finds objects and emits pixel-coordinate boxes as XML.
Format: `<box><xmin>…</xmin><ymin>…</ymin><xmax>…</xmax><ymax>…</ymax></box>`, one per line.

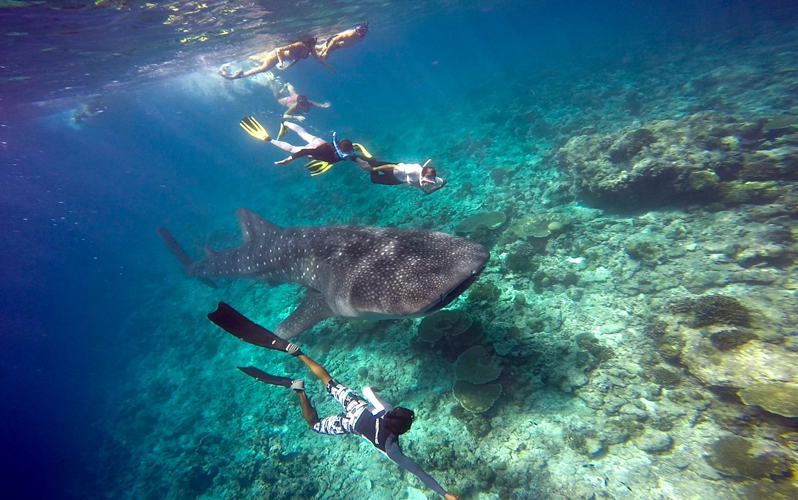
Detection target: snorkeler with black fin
<box><xmin>207</xmin><ymin>302</ymin><xmax>461</xmax><ymax>500</ymax></box>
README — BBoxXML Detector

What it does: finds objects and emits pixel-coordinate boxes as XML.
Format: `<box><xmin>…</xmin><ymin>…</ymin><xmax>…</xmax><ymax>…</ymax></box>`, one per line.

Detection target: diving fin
<box><xmin>237</xmin><ymin>366</ymin><xmax>293</xmax><ymax>388</ymax></box>
<box><xmin>156</xmin><ymin>227</ymin><xmax>218</xmax><ymax>289</ymax></box>
<box><xmin>305</xmin><ymin>160</ymin><xmax>334</xmax><ymax>176</ymax></box>
<box><xmin>277</xmin><ymin>122</ymin><xmax>287</xmax><ymax>140</ymax></box>
<box><xmin>352</xmin><ymin>143</ymin><xmax>373</xmax><ymax>159</ymax></box>
<box><xmin>207</xmin><ymin>302</ymin><xmax>303</xmax><ymax>356</ymax></box>
<box><xmin>239</xmin><ymin>116</ymin><xmax>270</xmax><ymax>141</ymax></box>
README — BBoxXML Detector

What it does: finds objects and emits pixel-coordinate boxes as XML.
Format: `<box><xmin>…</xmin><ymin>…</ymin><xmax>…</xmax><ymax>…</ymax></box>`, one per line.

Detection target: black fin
<box><xmin>156</xmin><ymin>227</ymin><xmax>218</xmax><ymax>289</ymax></box>
<box><xmin>237</xmin><ymin>366</ymin><xmax>293</xmax><ymax>388</ymax></box>
<box><xmin>208</xmin><ymin>302</ymin><xmax>302</xmax><ymax>355</ymax></box>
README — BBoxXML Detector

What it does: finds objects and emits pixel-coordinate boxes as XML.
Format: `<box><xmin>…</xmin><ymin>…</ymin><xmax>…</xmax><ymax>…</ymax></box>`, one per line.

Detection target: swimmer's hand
<box><xmin>294</xmin><ymin>116</ymin><xmax>305</xmax><ymax>122</ymax></box>
<box><xmin>275</xmin><ymin>158</ymin><xmax>292</xmax><ymax>165</ymax></box>
<box><xmin>320</xmin><ymin>102</ymin><xmax>332</xmax><ymax>108</ymax></box>
<box><xmin>444</xmin><ymin>494</ymin><xmax>459</xmax><ymax>500</ymax></box>
<box><xmin>219</xmin><ymin>64</ymin><xmax>243</xmax><ymax>79</ymax></box>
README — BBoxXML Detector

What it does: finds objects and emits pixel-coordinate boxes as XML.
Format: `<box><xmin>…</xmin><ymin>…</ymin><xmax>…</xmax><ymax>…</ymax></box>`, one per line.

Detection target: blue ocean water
<box><xmin>2</xmin><ymin>1</ymin><xmax>798</xmax><ymax>499</ymax></box>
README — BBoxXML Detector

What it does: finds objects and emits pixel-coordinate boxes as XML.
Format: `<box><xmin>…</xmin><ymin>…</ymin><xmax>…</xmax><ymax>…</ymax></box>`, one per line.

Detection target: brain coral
<box><xmin>453</xmin><ymin>381</ymin><xmax>502</xmax><ymax>413</ymax></box>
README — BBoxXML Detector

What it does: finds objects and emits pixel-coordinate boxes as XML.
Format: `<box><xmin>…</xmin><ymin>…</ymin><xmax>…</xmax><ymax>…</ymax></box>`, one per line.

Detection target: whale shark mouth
<box><xmin>422</xmin><ymin>262</ymin><xmax>488</xmax><ymax>315</ymax></box>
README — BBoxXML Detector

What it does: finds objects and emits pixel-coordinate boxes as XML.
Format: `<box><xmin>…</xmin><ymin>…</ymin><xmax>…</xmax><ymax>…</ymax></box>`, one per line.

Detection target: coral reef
<box><xmin>738</xmin><ymin>383</ymin><xmax>798</xmax><ymax>418</ymax></box>
<box><xmin>455</xmin><ymin>346</ymin><xmax>503</xmax><ymax>384</ymax></box>
<box><xmin>556</xmin><ymin>112</ymin><xmax>797</xmax><ymax>209</ymax></box>
<box><xmin>705</xmin><ymin>436</ymin><xmax>793</xmax><ymax>480</ymax></box>
<box><xmin>418</xmin><ymin>310</ymin><xmax>473</xmax><ymax>343</ymax></box>
<box><xmin>452</xmin><ymin>381</ymin><xmax>502</xmax><ymax>414</ymax></box>
<box><xmin>88</xmin><ymin>21</ymin><xmax>798</xmax><ymax>500</ymax></box>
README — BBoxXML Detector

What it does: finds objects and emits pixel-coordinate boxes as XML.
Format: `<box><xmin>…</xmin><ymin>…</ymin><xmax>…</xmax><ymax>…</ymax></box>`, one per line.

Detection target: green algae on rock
<box><xmin>738</xmin><ymin>383</ymin><xmax>798</xmax><ymax>418</ymax></box>
<box><xmin>692</xmin><ymin>295</ymin><xmax>751</xmax><ymax>327</ymax></box>
<box><xmin>453</xmin><ymin>380</ymin><xmax>502</xmax><ymax>413</ymax></box>
<box><xmin>455</xmin><ymin>211</ymin><xmax>507</xmax><ymax>233</ymax></box>
<box><xmin>709</xmin><ymin>329</ymin><xmax>758</xmax><ymax>351</ymax></box>
<box><xmin>672</xmin><ymin>295</ymin><xmax>751</xmax><ymax>327</ymax></box>
<box><xmin>706</xmin><ymin>436</ymin><xmax>793</xmax><ymax>479</ymax></box>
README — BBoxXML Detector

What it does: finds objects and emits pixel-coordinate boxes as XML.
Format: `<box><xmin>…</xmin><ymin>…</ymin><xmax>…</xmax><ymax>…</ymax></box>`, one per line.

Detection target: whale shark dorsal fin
<box><xmin>235</xmin><ymin>207</ymin><xmax>280</xmax><ymax>243</ymax></box>
<box><xmin>274</xmin><ymin>290</ymin><xmax>333</xmax><ymax>339</ymax></box>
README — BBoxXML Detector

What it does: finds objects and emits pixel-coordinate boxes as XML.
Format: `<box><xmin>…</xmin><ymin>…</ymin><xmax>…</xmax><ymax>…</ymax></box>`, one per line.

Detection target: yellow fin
<box><xmin>239</xmin><ymin>116</ymin><xmax>270</xmax><ymax>141</ymax></box>
<box><xmin>352</xmin><ymin>143</ymin><xmax>372</xmax><ymax>158</ymax></box>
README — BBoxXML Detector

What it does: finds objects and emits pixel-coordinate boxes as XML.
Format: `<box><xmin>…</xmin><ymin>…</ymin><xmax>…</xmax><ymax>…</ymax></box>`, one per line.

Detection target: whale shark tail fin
<box><xmin>156</xmin><ymin>226</ymin><xmax>218</xmax><ymax>289</ymax></box>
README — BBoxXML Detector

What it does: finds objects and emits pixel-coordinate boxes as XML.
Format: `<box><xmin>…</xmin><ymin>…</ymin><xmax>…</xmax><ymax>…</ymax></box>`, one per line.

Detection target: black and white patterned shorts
<box><xmin>312</xmin><ymin>379</ymin><xmax>372</xmax><ymax>436</ymax></box>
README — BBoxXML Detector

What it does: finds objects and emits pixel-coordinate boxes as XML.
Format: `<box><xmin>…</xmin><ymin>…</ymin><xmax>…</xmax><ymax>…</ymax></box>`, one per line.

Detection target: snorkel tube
<box><xmin>332</xmin><ymin>132</ymin><xmax>355</xmax><ymax>160</ymax></box>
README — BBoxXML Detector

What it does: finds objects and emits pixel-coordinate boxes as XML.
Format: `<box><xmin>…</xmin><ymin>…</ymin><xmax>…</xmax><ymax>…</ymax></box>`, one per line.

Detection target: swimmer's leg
<box><xmin>283</xmin><ymin>121</ymin><xmax>320</xmax><ymax>144</ymax></box>
<box><xmin>296</xmin><ymin>353</ymin><xmax>332</xmax><ymax>386</ymax></box>
<box><xmin>371</xmin><ymin>170</ymin><xmax>402</xmax><ymax>185</ymax></box>
<box><xmin>269</xmin><ymin>139</ymin><xmax>303</xmax><ymax>154</ymax></box>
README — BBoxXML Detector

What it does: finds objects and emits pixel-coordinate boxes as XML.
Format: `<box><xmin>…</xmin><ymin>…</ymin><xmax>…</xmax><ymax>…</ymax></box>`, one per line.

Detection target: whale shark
<box><xmin>157</xmin><ymin>208</ymin><xmax>489</xmax><ymax>338</ymax></box>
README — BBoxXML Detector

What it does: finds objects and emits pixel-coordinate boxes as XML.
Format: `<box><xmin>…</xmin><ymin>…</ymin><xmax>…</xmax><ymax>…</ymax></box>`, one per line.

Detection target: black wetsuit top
<box><xmin>291</xmin><ymin>143</ymin><xmax>342</xmax><ymax>164</ymax></box>
<box><xmin>354</xmin><ymin>411</ymin><xmax>447</xmax><ymax>497</ymax></box>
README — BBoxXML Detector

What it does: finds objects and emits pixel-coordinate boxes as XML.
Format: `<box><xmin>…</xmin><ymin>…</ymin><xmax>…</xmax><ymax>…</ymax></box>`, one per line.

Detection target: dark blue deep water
<box><xmin>2</xmin><ymin>1</ymin><xmax>798</xmax><ymax>499</ymax></box>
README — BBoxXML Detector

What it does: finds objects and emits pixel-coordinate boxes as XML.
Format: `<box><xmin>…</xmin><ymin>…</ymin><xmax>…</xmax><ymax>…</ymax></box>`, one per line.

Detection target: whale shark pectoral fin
<box><xmin>274</xmin><ymin>290</ymin><xmax>334</xmax><ymax>339</ymax></box>
<box><xmin>235</xmin><ymin>207</ymin><xmax>280</xmax><ymax>243</ymax></box>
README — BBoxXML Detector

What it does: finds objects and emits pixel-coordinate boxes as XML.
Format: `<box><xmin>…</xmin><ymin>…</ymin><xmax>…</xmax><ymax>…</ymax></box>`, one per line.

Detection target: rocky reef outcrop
<box><xmin>556</xmin><ymin>112</ymin><xmax>797</xmax><ymax>209</ymax></box>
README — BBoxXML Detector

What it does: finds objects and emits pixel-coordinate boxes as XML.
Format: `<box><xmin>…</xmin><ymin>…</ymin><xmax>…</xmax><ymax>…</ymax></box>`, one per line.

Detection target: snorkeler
<box><xmin>206</xmin><ymin>302</ymin><xmax>461</xmax><ymax>500</ymax></box>
<box><xmin>358</xmin><ymin>158</ymin><xmax>448</xmax><ymax>195</ymax></box>
<box><xmin>263</xmin><ymin>72</ymin><xmax>331</xmax><ymax>139</ymax></box>
<box><xmin>313</xmin><ymin>23</ymin><xmax>369</xmax><ymax>72</ymax></box>
<box><xmin>219</xmin><ymin>38</ymin><xmax>317</xmax><ymax>79</ymax></box>
<box><xmin>239</xmin><ymin>116</ymin><xmax>370</xmax><ymax>173</ymax></box>
<box><xmin>69</xmin><ymin>100</ymin><xmax>105</xmax><ymax>126</ymax></box>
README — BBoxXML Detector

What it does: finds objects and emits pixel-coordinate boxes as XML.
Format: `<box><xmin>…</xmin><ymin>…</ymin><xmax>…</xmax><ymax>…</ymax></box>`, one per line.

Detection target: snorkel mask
<box><xmin>332</xmin><ymin>132</ymin><xmax>355</xmax><ymax>160</ymax></box>
<box><xmin>356</xmin><ymin>23</ymin><xmax>369</xmax><ymax>37</ymax></box>
<box><xmin>419</xmin><ymin>158</ymin><xmax>436</xmax><ymax>187</ymax></box>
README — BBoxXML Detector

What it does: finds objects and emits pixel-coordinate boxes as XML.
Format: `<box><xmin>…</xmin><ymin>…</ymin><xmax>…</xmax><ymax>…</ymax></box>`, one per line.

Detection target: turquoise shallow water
<box><xmin>2</xmin><ymin>1</ymin><xmax>798</xmax><ymax>499</ymax></box>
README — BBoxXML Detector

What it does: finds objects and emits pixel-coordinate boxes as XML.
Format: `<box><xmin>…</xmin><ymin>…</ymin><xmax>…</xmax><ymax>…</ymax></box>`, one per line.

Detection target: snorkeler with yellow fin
<box><xmin>239</xmin><ymin>117</ymin><xmax>446</xmax><ymax>193</ymax></box>
<box><xmin>239</xmin><ymin>116</ymin><xmax>370</xmax><ymax>170</ymax></box>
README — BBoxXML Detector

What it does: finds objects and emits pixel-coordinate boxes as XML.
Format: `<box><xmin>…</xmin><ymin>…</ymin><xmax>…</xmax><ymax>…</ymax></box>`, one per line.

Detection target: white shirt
<box><xmin>393</xmin><ymin>163</ymin><xmax>423</xmax><ymax>185</ymax></box>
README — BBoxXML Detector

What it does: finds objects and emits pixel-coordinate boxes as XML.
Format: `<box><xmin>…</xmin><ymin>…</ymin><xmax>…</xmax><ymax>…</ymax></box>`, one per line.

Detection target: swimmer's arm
<box><xmin>309</xmin><ymin>100</ymin><xmax>331</xmax><ymax>109</ymax></box>
<box><xmin>281</xmin><ymin>58</ymin><xmax>300</xmax><ymax>70</ymax></box>
<box><xmin>421</xmin><ymin>177</ymin><xmax>447</xmax><ymax>195</ymax></box>
<box><xmin>313</xmin><ymin>53</ymin><xmax>336</xmax><ymax>72</ymax></box>
<box><xmin>239</xmin><ymin>62</ymin><xmax>271</xmax><ymax>78</ymax></box>
<box><xmin>283</xmin><ymin>103</ymin><xmax>302</xmax><ymax>121</ymax></box>
<box><xmin>370</xmin><ymin>163</ymin><xmax>399</xmax><ymax>171</ymax></box>
<box><xmin>385</xmin><ymin>440</ymin><xmax>448</xmax><ymax>497</ymax></box>
<box><xmin>276</xmin><ymin>147</ymin><xmax>312</xmax><ymax>165</ymax></box>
